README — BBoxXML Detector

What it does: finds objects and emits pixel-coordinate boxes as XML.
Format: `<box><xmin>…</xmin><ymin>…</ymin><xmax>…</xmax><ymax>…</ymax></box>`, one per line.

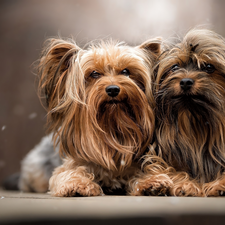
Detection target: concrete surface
<box><xmin>0</xmin><ymin>189</ymin><xmax>225</xmax><ymax>225</ymax></box>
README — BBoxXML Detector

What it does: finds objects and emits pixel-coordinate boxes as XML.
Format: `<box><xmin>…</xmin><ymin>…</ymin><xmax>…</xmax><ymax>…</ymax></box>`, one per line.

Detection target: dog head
<box><xmin>38</xmin><ymin>38</ymin><xmax>160</xmax><ymax>171</ymax></box>
<box><xmin>156</xmin><ymin>29</ymin><xmax>225</xmax><ymax>121</ymax></box>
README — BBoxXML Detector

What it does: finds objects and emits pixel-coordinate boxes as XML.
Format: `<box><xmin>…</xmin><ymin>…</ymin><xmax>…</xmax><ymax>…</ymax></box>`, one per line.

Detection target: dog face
<box><xmin>38</xmin><ymin>39</ymin><xmax>160</xmax><ymax>172</ymax></box>
<box><xmin>155</xmin><ymin>29</ymin><xmax>225</xmax><ymax>182</ymax></box>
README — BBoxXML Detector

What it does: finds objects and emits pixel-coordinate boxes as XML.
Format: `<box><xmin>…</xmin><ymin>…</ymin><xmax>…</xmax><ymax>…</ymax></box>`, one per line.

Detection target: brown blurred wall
<box><xmin>0</xmin><ymin>0</ymin><xmax>224</xmax><ymax>185</ymax></box>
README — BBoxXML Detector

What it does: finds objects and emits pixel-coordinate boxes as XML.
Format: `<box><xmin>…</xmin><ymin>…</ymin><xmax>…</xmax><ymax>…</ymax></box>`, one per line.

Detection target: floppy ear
<box><xmin>38</xmin><ymin>38</ymin><xmax>84</xmax><ymax>134</ymax></box>
<box><xmin>137</xmin><ymin>38</ymin><xmax>162</xmax><ymax>106</ymax></box>
<box><xmin>138</xmin><ymin>37</ymin><xmax>162</xmax><ymax>59</ymax></box>
<box><xmin>38</xmin><ymin>38</ymin><xmax>81</xmax><ymax>110</ymax></box>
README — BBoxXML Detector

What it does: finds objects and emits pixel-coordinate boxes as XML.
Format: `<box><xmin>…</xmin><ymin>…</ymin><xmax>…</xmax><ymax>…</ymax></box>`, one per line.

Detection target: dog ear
<box><xmin>138</xmin><ymin>37</ymin><xmax>162</xmax><ymax>58</ymax></box>
<box><xmin>38</xmin><ymin>38</ymin><xmax>81</xmax><ymax>110</ymax></box>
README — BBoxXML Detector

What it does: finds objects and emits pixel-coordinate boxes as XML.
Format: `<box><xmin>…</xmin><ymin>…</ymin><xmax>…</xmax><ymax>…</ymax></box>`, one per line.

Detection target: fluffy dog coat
<box><xmin>142</xmin><ymin>29</ymin><xmax>225</xmax><ymax>197</ymax></box>
<box><xmin>38</xmin><ymin>38</ymin><xmax>160</xmax><ymax>196</ymax></box>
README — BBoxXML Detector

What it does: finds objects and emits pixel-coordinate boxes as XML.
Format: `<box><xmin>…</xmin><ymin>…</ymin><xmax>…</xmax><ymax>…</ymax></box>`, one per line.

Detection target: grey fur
<box><xmin>19</xmin><ymin>134</ymin><xmax>62</xmax><ymax>193</ymax></box>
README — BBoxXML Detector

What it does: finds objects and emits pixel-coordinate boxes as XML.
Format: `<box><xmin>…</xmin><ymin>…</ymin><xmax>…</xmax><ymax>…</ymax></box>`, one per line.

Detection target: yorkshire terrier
<box><xmin>141</xmin><ymin>29</ymin><xmax>225</xmax><ymax>197</ymax></box>
<box><xmin>37</xmin><ymin>37</ymin><xmax>160</xmax><ymax>196</ymax></box>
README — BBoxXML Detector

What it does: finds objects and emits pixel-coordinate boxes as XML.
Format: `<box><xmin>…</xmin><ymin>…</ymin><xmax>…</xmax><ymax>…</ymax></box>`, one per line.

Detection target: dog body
<box><xmin>39</xmin><ymin>38</ymin><xmax>159</xmax><ymax>196</ymax></box>
<box><xmin>143</xmin><ymin>29</ymin><xmax>225</xmax><ymax>196</ymax></box>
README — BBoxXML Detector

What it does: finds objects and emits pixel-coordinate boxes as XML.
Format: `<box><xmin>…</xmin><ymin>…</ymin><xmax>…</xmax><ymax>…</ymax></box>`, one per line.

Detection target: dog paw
<box><xmin>132</xmin><ymin>174</ymin><xmax>173</xmax><ymax>196</ymax></box>
<box><xmin>53</xmin><ymin>179</ymin><xmax>102</xmax><ymax>197</ymax></box>
<box><xmin>171</xmin><ymin>181</ymin><xmax>202</xmax><ymax>197</ymax></box>
<box><xmin>204</xmin><ymin>183</ymin><xmax>225</xmax><ymax>197</ymax></box>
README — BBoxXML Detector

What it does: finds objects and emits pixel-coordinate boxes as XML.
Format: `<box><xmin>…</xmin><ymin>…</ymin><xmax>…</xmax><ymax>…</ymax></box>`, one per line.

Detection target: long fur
<box><xmin>142</xmin><ymin>29</ymin><xmax>225</xmax><ymax>197</ymax></box>
<box><xmin>38</xmin><ymin>37</ymin><xmax>160</xmax><ymax>196</ymax></box>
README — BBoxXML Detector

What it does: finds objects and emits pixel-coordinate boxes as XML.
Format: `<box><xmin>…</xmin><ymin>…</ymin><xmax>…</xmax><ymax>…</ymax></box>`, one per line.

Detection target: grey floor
<box><xmin>1</xmin><ymin>189</ymin><xmax>225</xmax><ymax>225</ymax></box>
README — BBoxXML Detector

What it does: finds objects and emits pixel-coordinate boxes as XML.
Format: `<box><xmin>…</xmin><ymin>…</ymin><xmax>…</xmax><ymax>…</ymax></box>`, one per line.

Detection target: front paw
<box><xmin>204</xmin><ymin>181</ymin><xmax>225</xmax><ymax>197</ymax></box>
<box><xmin>52</xmin><ymin>179</ymin><xmax>102</xmax><ymax>197</ymax></box>
<box><xmin>131</xmin><ymin>174</ymin><xmax>173</xmax><ymax>196</ymax></box>
<box><xmin>171</xmin><ymin>181</ymin><xmax>202</xmax><ymax>197</ymax></box>
<box><xmin>205</xmin><ymin>188</ymin><xmax>225</xmax><ymax>197</ymax></box>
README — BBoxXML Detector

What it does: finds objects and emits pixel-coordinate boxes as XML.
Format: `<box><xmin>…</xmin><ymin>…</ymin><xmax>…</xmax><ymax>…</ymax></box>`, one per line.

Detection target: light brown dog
<box><xmin>38</xmin><ymin>38</ymin><xmax>160</xmax><ymax>196</ymax></box>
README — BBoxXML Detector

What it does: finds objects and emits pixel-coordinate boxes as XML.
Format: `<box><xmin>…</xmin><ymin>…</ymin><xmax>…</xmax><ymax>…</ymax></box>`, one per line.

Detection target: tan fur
<box><xmin>141</xmin><ymin>29</ymin><xmax>225</xmax><ymax>197</ymax></box>
<box><xmin>38</xmin><ymin>37</ymin><xmax>160</xmax><ymax>196</ymax></box>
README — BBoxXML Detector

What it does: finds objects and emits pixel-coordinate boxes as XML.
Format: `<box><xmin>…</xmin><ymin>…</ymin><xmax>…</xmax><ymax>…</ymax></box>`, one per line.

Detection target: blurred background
<box><xmin>0</xmin><ymin>0</ymin><xmax>224</xmax><ymax>185</ymax></box>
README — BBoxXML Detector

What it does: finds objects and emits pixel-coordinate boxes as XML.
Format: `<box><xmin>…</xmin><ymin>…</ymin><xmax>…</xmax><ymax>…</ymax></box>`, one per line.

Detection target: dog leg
<box><xmin>129</xmin><ymin>173</ymin><xmax>173</xmax><ymax>196</ymax></box>
<box><xmin>49</xmin><ymin>161</ymin><xmax>102</xmax><ymax>197</ymax></box>
<box><xmin>169</xmin><ymin>172</ymin><xmax>203</xmax><ymax>197</ymax></box>
<box><xmin>203</xmin><ymin>175</ymin><xmax>225</xmax><ymax>197</ymax></box>
<box><xmin>170</xmin><ymin>180</ymin><xmax>203</xmax><ymax>197</ymax></box>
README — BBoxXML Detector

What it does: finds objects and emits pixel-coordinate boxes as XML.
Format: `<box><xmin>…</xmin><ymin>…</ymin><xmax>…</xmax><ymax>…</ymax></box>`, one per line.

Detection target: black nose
<box><xmin>180</xmin><ymin>78</ymin><xmax>194</xmax><ymax>91</ymax></box>
<box><xmin>105</xmin><ymin>85</ymin><xmax>120</xmax><ymax>97</ymax></box>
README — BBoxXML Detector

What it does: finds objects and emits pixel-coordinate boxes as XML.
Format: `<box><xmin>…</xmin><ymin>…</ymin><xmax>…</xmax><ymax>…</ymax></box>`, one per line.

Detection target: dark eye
<box><xmin>121</xmin><ymin>68</ymin><xmax>130</xmax><ymax>77</ymax></box>
<box><xmin>201</xmin><ymin>63</ymin><xmax>215</xmax><ymax>74</ymax></box>
<box><xmin>171</xmin><ymin>64</ymin><xmax>180</xmax><ymax>72</ymax></box>
<box><xmin>90</xmin><ymin>71</ymin><xmax>101</xmax><ymax>79</ymax></box>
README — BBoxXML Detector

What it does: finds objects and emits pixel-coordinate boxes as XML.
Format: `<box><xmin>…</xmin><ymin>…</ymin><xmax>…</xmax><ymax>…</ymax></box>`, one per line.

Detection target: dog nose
<box><xmin>105</xmin><ymin>85</ymin><xmax>120</xmax><ymax>97</ymax></box>
<box><xmin>180</xmin><ymin>78</ymin><xmax>194</xmax><ymax>91</ymax></box>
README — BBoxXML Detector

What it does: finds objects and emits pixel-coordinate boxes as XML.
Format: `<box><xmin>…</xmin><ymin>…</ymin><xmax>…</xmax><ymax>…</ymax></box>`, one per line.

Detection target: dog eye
<box><xmin>171</xmin><ymin>64</ymin><xmax>180</xmax><ymax>72</ymax></box>
<box><xmin>201</xmin><ymin>64</ymin><xmax>215</xmax><ymax>74</ymax></box>
<box><xmin>121</xmin><ymin>69</ymin><xmax>130</xmax><ymax>77</ymax></box>
<box><xmin>90</xmin><ymin>71</ymin><xmax>101</xmax><ymax>78</ymax></box>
